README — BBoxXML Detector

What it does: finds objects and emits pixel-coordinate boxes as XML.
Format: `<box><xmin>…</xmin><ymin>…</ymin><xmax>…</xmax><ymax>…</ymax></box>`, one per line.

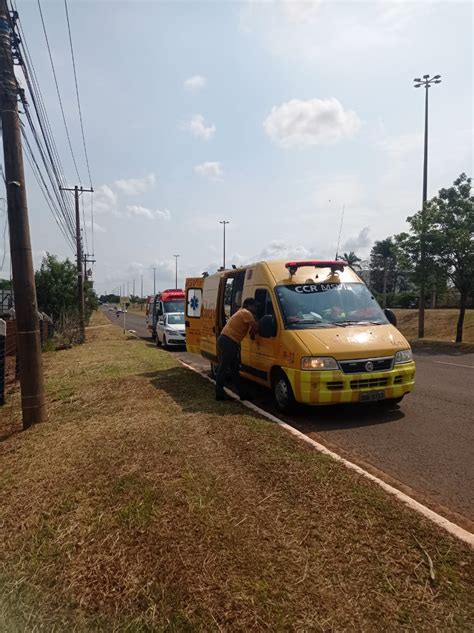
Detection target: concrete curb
<box><xmin>178</xmin><ymin>359</ymin><xmax>474</xmax><ymax>549</ymax></box>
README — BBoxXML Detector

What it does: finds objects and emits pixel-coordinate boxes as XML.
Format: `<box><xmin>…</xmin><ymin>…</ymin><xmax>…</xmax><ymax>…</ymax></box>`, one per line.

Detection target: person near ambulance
<box><xmin>215</xmin><ymin>298</ymin><xmax>258</xmax><ymax>401</ymax></box>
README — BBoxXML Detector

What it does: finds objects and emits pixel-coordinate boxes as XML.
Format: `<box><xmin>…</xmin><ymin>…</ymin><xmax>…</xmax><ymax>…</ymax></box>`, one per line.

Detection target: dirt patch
<box><xmin>395</xmin><ymin>309</ymin><xmax>474</xmax><ymax>343</ymax></box>
<box><xmin>0</xmin><ymin>314</ymin><xmax>473</xmax><ymax>631</ymax></box>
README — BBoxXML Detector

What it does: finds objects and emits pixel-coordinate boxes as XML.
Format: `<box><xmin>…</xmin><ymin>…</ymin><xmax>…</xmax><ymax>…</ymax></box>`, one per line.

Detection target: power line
<box><xmin>64</xmin><ymin>0</ymin><xmax>92</xmax><ymax>187</ymax></box>
<box><xmin>8</xmin><ymin>6</ymin><xmax>77</xmax><ymax>249</ymax></box>
<box><xmin>37</xmin><ymin>0</ymin><xmax>82</xmax><ymax>184</ymax></box>
<box><xmin>22</xmin><ymin>126</ymin><xmax>76</xmax><ymax>251</ymax></box>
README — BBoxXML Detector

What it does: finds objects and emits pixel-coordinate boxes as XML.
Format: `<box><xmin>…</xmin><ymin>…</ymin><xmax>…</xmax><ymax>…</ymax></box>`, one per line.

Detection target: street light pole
<box><xmin>152</xmin><ymin>267</ymin><xmax>157</xmax><ymax>296</ymax></box>
<box><xmin>219</xmin><ymin>220</ymin><xmax>230</xmax><ymax>269</ymax></box>
<box><xmin>173</xmin><ymin>255</ymin><xmax>180</xmax><ymax>289</ymax></box>
<box><xmin>414</xmin><ymin>74</ymin><xmax>441</xmax><ymax>339</ymax></box>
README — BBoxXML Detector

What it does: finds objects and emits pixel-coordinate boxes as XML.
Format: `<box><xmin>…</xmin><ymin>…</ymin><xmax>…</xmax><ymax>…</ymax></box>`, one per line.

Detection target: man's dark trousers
<box><xmin>215</xmin><ymin>334</ymin><xmax>241</xmax><ymax>398</ymax></box>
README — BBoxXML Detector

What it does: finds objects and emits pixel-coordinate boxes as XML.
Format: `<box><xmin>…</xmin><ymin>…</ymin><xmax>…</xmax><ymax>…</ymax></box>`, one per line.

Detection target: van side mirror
<box><xmin>384</xmin><ymin>308</ymin><xmax>397</xmax><ymax>327</ymax></box>
<box><xmin>259</xmin><ymin>314</ymin><xmax>277</xmax><ymax>338</ymax></box>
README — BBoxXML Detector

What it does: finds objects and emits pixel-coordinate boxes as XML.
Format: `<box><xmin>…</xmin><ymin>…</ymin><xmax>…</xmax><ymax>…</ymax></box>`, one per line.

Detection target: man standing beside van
<box><xmin>216</xmin><ymin>298</ymin><xmax>258</xmax><ymax>401</ymax></box>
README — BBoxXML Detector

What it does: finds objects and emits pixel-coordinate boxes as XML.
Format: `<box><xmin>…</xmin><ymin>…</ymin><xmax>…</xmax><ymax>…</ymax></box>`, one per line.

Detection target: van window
<box><xmin>186</xmin><ymin>288</ymin><xmax>202</xmax><ymax>318</ymax></box>
<box><xmin>254</xmin><ymin>288</ymin><xmax>275</xmax><ymax>321</ymax></box>
<box><xmin>223</xmin><ymin>272</ymin><xmax>245</xmax><ymax>321</ymax></box>
<box><xmin>223</xmin><ymin>278</ymin><xmax>234</xmax><ymax>319</ymax></box>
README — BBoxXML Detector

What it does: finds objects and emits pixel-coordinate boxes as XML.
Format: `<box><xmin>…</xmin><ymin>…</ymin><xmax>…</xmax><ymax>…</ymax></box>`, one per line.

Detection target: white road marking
<box><xmin>178</xmin><ymin>358</ymin><xmax>474</xmax><ymax>548</ymax></box>
<box><xmin>434</xmin><ymin>360</ymin><xmax>474</xmax><ymax>369</ymax></box>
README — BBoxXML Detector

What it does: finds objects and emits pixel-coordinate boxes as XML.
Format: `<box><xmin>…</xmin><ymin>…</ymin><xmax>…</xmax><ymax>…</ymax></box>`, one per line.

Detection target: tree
<box><xmin>35</xmin><ymin>253</ymin><xmax>97</xmax><ymax>324</ymax></box>
<box><xmin>369</xmin><ymin>238</ymin><xmax>398</xmax><ymax>307</ymax></box>
<box><xmin>397</xmin><ymin>173</ymin><xmax>473</xmax><ymax>341</ymax></box>
<box><xmin>342</xmin><ymin>251</ymin><xmax>361</xmax><ymax>270</ymax></box>
<box><xmin>429</xmin><ymin>174</ymin><xmax>473</xmax><ymax>342</ymax></box>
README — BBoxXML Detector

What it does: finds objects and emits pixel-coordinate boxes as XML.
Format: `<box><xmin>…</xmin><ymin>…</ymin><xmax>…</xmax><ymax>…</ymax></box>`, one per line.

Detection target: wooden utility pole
<box><xmin>61</xmin><ymin>185</ymin><xmax>93</xmax><ymax>343</ymax></box>
<box><xmin>0</xmin><ymin>0</ymin><xmax>46</xmax><ymax>428</ymax></box>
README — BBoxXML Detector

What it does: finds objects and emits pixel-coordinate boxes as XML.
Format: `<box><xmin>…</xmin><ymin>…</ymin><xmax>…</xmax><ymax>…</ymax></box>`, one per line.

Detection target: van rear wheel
<box><xmin>272</xmin><ymin>371</ymin><xmax>296</xmax><ymax>413</ymax></box>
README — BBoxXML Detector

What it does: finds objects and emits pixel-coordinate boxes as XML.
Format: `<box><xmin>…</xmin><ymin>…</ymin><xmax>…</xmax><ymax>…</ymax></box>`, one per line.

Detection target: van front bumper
<box><xmin>283</xmin><ymin>362</ymin><xmax>415</xmax><ymax>405</ymax></box>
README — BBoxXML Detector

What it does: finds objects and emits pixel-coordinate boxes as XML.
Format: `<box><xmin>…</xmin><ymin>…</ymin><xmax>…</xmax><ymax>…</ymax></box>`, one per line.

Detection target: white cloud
<box><xmin>281</xmin><ymin>0</ymin><xmax>322</xmax><ymax>24</ymax></box>
<box><xmin>183</xmin><ymin>75</ymin><xmax>207</xmax><ymax>92</ymax></box>
<box><xmin>194</xmin><ymin>161</ymin><xmax>223</xmax><ymax>180</ymax></box>
<box><xmin>241</xmin><ymin>1</ymin><xmax>434</xmax><ymax>67</ymax></box>
<box><xmin>126</xmin><ymin>205</ymin><xmax>171</xmax><ymax>221</ymax></box>
<box><xmin>114</xmin><ymin>173</ymin><xmax>156</xmax><ymax>195</ymax></box>
<box><xmin>85</xmin><ymin>219</ymin><xmax>106</xmax><ymax>234</ymax></box>
<box><xmin>181</xmin><ymin>114</ymin><xmax>216</xmax><ymax>141</ymax></box>
<box><xmin>94</xmin><ymin>185</ymin><xmax>117</xmax><ymax>214</ymax></box>
<box><xmin>343</xmin><ymin>227</ymin><xmax>371</xmax><ymax>254</ymax></box>
<box><xmin>263</xmin><ymin>98</ymin><xmax>361</xmax><ymax>148</ymax></box>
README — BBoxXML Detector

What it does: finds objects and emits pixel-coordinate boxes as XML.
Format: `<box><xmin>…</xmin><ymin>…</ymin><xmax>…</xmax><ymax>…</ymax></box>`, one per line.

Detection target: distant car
<box><xmin>116</xmin><ymin>308</ymin><xmax>123</xmax><ymax>315</ymax></box>
<box><xmin>108</xmin><ymin>307</ymin><xmax>114</xmax><ymax>311</ymax></box>
<box><xmin>156</xmin><ymin>312</ymin><xmax>185</xmax><ymax>349</ymax></box>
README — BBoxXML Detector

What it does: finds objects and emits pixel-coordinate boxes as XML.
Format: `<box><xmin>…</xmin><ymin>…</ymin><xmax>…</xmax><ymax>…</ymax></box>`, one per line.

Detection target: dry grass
<box><xmin>0</xmin><ymin>311</ymin><xmax>473</xmax><ymax>632</ymax></box>
<box><xmin>395</xmin><ymin>309</ymin><xmax>474</xmax><ymax>343</ymax></box>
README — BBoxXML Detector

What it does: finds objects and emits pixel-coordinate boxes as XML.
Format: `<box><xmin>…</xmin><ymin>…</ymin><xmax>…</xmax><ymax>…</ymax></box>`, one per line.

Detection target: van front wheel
<box><xmin>273</xmin><ymin>371</ymin><xmax>296</xmax><ymax>413</ymax></box>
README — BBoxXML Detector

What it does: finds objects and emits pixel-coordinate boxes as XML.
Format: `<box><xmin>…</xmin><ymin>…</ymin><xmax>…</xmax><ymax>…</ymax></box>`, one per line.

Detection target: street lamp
<box><xmin>152</xmin><ymin>267</ymin><xmax>157</xmax><ymax>296</ymax></box>
<box><xmin>413</xmin><ymin>73</ymin><xmax>441</xmax><ymax>338</ymax></box>
<box><xmin>219</xmin><ymin>220</ymin><xmax>230</xmax><ymax>269</ymax></box>
<box><xmin>173</xmin><ymin>255</ymin><xmax>180</xmax><ymax>289</ymax></box>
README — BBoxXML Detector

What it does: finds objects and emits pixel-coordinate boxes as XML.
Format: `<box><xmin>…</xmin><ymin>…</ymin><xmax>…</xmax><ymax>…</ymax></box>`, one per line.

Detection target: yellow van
<box><xmin>185</xmin><ymin>260</ymin><xmax>415</xmax><ymax>412</ymax></box>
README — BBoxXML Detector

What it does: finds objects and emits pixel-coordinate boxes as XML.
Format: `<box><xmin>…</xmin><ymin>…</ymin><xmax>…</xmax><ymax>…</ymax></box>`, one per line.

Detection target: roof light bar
<box><xmin>285</xmin><ymin>260</ymin><xmax>347</xmax><ymax>276</ymax></box>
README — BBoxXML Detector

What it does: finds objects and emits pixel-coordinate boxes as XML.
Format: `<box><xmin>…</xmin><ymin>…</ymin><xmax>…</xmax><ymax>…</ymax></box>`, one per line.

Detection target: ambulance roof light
<box><xmin>285</xmin><ymin>260</ymin><xmax>347</xmax><ymax>276</ymax></box>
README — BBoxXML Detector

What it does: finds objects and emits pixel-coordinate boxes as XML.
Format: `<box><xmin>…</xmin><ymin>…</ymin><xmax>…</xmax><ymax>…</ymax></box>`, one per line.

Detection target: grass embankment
<box><xmin>395</xmin><ymin>309</ymin><xmax>474</xmax><ymax>343</ymax></box>
<box><xmin>1</xmin><ymin>313</ymin><xmax>473</xmax><ymax>631</ymax></box>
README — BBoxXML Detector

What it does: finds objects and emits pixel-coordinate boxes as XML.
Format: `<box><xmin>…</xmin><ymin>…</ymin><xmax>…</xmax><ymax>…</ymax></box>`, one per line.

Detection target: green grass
<box><xmin>0</xmin><ymin>312</ymin><xmax>473</xmax><ymax>631</ymax></box>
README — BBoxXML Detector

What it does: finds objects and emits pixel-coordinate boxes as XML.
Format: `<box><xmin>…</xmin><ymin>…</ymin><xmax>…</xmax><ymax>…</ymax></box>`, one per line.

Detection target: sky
<box><xmin>2</xmin><ymin>0</ymin><xmax>472</xmax><ymax>295</ymax></box>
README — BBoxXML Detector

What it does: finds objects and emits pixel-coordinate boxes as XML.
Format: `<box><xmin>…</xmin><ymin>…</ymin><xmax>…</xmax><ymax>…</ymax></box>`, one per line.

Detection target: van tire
<box><xmin>272</xmin><ymin>371</ymin><xmax>296</xmax><ymax>413</ymax></box>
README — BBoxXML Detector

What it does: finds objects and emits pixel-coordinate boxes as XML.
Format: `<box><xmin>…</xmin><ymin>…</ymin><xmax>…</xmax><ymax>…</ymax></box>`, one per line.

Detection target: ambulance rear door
<box><xmin>185</xmin><ymin>277</ymin><xmax>204</xmax><ymax>353</ymax></box>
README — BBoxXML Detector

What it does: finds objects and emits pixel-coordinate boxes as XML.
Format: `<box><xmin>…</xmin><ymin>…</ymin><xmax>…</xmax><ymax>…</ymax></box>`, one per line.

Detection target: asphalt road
<box><xmin>101</xmin><ymin>306</ymin><xmax>474</xmax><ymax>529</ymax></box>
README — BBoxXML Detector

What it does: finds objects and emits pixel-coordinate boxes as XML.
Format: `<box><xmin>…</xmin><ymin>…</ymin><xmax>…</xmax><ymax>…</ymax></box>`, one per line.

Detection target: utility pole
<box><xmin>140</xmin><ymin>274</ymin><xmax>143</xmax><ymax>298</ymax></box>
<box><xmin>83</xmin><ymin>253</ymin><xmax>95</xmax><ymax>284</ymax></box>
<box><xmin>219</xmin><ymin>220</ymin><xmax>229</xmax><ymax>269</ymax></box>
<box><xmin>0</xmin><ymin>0</ymin><xmax>46</xmax><ymax>428</ymax></box>
<box><xmin>173</xmin><ymin>255</ymin><xmax>180</xmax><ymax>289</ymax></box>
<box><xmin>60</xmin><ymin>185</ymin><xmax>93</xmax><ymax>343</ymax></box>
<box><xmin>83</xmin><ymin>253</ymin><xmax>95</xmax><ymax>318</ymax></box>
<box><xmin>152</xmin><ymin>267</ymin><xmax>156</xmax><ymax>295</ymax></box>
<box><xmin>132</xmin><ymin>279</ymin><xmax>135</xmax><ymax>297</ymax></box>
<box><xmin>413</xmin><ymin>74</ymin><xmax>441</xmax><ymax>338</ymax></box>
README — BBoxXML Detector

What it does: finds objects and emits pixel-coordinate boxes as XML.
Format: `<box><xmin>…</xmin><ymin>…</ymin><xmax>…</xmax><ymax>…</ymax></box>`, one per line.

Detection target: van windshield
<box><xmin>164</xmin><ymin>300</ymin><xmax>184</xmax><ymax>313</ymax></box>
<box><xmin>275</xmin><ymin>282</ymin><xmax>388</xmax><ymax>328</ymax></box>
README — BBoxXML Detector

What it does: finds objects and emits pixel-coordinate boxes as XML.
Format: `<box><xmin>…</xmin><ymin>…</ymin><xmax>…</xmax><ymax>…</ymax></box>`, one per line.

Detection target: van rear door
<box><xmin>185</xmin><ymin>277</ymin><xmax>204</xmax><ymax>353</ymax></box>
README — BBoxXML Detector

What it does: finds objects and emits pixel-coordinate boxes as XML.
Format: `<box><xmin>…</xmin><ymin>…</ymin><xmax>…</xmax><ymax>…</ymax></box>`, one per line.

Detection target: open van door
<box><xmin>185</xmin><ymin>277</ymin><xmax>204</xmax><ymax>353</ymax></box>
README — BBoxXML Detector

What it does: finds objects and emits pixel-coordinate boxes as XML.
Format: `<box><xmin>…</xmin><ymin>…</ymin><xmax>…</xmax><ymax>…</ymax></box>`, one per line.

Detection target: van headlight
<box><xmin>394</xmin><ymin>349</ymin><xmax>413</xmax><ymax>364</ymax></box>
<box><xmin>166</xmin><ymin>328</ymin><xmax>175</xmax><ymax>335</ymax></box>
<box><xmin>301</xmin><ymin>356</ymin><xmax>338</xmax><ymax>370</ymax></box>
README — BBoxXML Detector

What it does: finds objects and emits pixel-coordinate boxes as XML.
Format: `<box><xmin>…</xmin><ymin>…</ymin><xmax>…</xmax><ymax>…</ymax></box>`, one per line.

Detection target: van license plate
<box><xmin>359</xmin><ymin>390</ymin><xmax>385</xmax><ymax>403</ymax></box>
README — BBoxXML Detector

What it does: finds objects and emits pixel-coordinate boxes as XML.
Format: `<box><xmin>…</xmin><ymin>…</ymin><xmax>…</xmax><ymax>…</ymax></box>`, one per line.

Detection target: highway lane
<box><xmin>101</xmin><ymin>307</ymin><xmax>474</xmax><ymax>529</ymax></box>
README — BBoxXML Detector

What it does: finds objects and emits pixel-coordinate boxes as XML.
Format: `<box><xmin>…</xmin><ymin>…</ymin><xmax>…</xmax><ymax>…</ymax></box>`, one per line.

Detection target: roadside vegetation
<box><xmin>35</xmin><ymin>254</ymin><xmax>98</xmax><ymax>348</ymax></box>
<box><xmin>359</xmin><ymin>173</ymin><xmax>473</xmax><ymax>343</ymax></box>
<box><xmin>395</xmin><ymin>309</ymin><xmax>474</xmax><ymax>343</ymax></box>
<box><xmin>1</xmin><ymin>312</ymin><xmax>473</xmax><ymax>631</ymax></box>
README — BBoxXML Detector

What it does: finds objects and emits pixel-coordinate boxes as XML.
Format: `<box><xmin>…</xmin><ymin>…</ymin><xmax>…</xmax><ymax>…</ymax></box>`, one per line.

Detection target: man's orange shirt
<box><xmin>221</xmin><ymin>308</ymin><xmax>257</xmax><ymax>344</ymax></box>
